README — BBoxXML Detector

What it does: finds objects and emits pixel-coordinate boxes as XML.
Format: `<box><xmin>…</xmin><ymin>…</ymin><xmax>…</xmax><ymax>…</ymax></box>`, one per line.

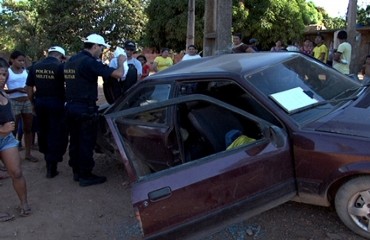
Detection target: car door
<box><xmin>103</xmin><ymin>83</ymin><xmax>180</xmax><ymax>176</ymax></box>
<box><xmin>105</xmin><ymin>94</ymin><xmax>296</xmax><ymax>240</ymax></box>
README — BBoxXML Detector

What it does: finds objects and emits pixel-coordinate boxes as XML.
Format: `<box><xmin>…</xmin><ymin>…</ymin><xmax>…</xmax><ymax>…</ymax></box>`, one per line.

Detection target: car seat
<box><xmin>187</xmin><ymin>105</ymin><xmax>244</xmax><ymax>153</ymax></box>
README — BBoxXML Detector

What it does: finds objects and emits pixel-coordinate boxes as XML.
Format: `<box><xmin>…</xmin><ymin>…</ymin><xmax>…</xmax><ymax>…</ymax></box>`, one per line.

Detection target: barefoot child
<box><xmin>0</xmin><ymin>57</ymin><xmax>31</xmax><ymax>221</ymax></box>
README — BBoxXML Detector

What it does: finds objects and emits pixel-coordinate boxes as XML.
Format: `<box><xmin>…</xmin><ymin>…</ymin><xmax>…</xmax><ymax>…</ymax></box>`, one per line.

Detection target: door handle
<box><xmin>148</xmin><ymin>186</ymin><xmax>172</xmax><ymax>202</ymax></box>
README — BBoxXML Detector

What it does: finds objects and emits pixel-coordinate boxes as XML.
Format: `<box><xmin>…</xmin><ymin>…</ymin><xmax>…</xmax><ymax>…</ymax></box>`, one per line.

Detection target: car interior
<box><xmin>113</xmin><ymin>79</ymin><xmax>280</xmax><ymax>175</ymax></box>
<box><xmin>175</xmin><ymin>80</ymin><xmax>276</xmax><ymax>162</ymax></box>
<box><xmin>180</xmin><ymin>102</ymin><xmax>260</xmax><ymax>161</ymax></box>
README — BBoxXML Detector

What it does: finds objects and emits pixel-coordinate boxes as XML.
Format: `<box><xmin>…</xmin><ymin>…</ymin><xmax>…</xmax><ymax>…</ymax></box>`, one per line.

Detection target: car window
<box><xmin>247</xmin><ymin>58</ymin><xmax>358</xmax><ymax>100</ymax></box>
<box><xmin>111</xmin><ymin>84</ymin><xmax>171</xmax><ymax>112</ymax></box>
<box><xmin>245</xmin><ymin>56</ymin><xmax>360</xmax><ymax>123</ymax></box>
<box><xmin>177</xmin><ymin>100</ymin><xmax>264</xmax><ymax>162</ymax></box>
<box><xmin>123</xmin><ymin>108</ymin><xmax>167</xmax><ymax>124</ymax></box>
<box><xmin>177</xmin><ymin>80</ymin><xmax>282</xmax><ymax>127</ymax></box>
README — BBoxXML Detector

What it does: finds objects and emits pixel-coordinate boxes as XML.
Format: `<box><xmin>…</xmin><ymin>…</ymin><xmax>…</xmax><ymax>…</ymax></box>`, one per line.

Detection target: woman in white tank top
<box><xmin>6</xmin><ymin>51</ymin><xmax>38</xmax><ymax>163</ymax></box>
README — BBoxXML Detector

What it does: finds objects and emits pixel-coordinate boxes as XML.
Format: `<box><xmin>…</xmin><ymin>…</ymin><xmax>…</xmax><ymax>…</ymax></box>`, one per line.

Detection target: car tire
<box><xmin>335</xmin><ymin>176</ymin><xmax>370</xmax><ymax>239</ymax></box>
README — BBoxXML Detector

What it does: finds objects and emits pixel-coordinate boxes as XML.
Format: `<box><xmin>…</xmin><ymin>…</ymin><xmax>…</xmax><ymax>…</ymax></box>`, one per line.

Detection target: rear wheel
<box><xmin>335</xmin><ymin>176</ymin><xmax>370</xmax><ymax>239</ymax></box>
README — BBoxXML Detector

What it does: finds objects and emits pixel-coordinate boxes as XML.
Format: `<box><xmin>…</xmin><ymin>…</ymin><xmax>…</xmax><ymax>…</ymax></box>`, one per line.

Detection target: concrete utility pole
<box><xmin>346</xmin><ymin>0</ymin><xmax>361</xmax><ymax>74</ymax></box>
<box><xmin>186</xmin><ymin>0</ymin><xmax>195</xmax><ymax>49</ymax></box>
<box><xmin>203</xmin><ymin>0</ymin><xmax>232</xmax><ymax>56</ymax></box>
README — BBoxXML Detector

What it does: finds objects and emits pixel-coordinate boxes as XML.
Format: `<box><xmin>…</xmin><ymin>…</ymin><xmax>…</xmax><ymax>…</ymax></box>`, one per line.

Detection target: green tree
<box><xmin>0</xmin><ymin>0</ymin><xmax>42</xmax><ymax>58</ymax></box>
<box><xmin>239</xmin><ymin>0</ymin><xmax>306</xmax><ymax>50</ymax></box>
<box><xmin>314</xmin><ymin>6</ymin><xmax>346</xmax><ymax>30</ymax></box>
<box><xmin>143</xmin><ymin>0</ymin><xmax>204</xmax><ymax>52</ymax></box>
<box><xmin>0</xmin><ymin>0</ymin><xmax>147</xmax><ymax>59</ymax></box>
<box><xmin>357</xmin><ymin>5</ymin><xmax>370</xmax><ymax>26</ymax></box>
<box><xmin>144</xmin><ymin>0</ymin><xmax>312</xmax><ymax>52</ymax></box>
<box><xmin>313</xmin><ymin>3</ymin><xmax>370</xmax><ymax>30</ymax></box>
<box><xmin>300</xmin><ymin>1</ymin><xmax>323</xmax><ymax>25</ymax></box>
<box><xmin>322</xmin><ymin>17</ymin><xmax>346</xmax><ymax>30</ymax></box>
<box><xmin>232</xmin><ymin>1</ymin><xmax>249</xmax><ymax>35</ymax></box>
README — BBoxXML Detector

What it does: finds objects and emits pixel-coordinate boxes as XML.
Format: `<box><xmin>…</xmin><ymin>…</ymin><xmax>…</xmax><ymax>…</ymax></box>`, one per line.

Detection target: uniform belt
<box><xmin>11</xmin><ymin>96</ymin><xmax>29</xmax><ymax>102</ymax></box>
<box><xmin>37</xmin><ymin>96</ymin><xmax>64</xmax><ymax>100</ymax></box>
<box><xmin>67</xmin><ymin>99</ymin><xmax>95</xmax><ymax>105</ymax></box>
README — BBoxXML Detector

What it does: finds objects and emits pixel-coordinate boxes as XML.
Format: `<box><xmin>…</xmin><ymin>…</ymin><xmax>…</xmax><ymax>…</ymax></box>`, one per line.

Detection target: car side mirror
<box><xmin>268</xmin><ymin>126</ymin><xmax>286</xmax><ymax>148</ymax></box>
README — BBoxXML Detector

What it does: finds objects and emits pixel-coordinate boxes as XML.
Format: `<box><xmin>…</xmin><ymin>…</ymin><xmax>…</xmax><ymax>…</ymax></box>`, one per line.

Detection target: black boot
<box><xmin>79</xmin><ymin>173</ymin><xmax>107</xmax><ymax>187</ymax></box>
<box><xmin>46</xmin><ymin>162</ymin><xmax>59</xmax><ymax>178</ymax></box>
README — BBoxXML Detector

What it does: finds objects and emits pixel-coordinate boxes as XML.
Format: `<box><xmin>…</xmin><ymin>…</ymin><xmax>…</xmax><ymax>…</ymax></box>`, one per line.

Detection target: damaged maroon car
<box><xmin>100</xmin><ymin>52</ymin><xmax>370</xmax><ymax>239</ymax></box>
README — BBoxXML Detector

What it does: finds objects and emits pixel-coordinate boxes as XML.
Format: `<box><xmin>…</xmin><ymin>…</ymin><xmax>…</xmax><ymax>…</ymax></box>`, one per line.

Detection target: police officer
<box><xmin>64</xmin><ymin>34</ymin><xmax>125</xmax><ymax>187</ymax></box>
<box><xmin>26</xmin><ymin>46</ymin><xmax>68</xmax><ymax>178</ymax></box>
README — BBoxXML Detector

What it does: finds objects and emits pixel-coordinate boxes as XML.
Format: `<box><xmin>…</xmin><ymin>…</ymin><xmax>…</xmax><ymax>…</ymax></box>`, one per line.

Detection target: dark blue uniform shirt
<box><xmin>26</xmin><ymin>57</ymin><xmax>65</xmax><ymax>100</ymax></box>
<box><xmin>64</xmin><ymin>50</ymin><xmax>114</xmax><ymax>103</ymax></box>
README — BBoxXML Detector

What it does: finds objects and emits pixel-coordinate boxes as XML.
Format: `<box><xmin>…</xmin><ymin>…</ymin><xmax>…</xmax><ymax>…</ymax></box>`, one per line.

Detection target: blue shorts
<box><xmin>0</xmin><ymin>133</ymin><xmax>19</xmax><ymax>151</ymax></box>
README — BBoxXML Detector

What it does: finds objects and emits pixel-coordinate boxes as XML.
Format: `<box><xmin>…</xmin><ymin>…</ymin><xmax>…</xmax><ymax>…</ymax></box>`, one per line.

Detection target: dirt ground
<box><xmin>0</xmin><ymin>148</ymin><xmax>367</xmax><ymax>240</ymax></box>
<box><xmin>1</xmin><ymin>82</ymin><xmax>367</xmax><ymax>240</ymax></box>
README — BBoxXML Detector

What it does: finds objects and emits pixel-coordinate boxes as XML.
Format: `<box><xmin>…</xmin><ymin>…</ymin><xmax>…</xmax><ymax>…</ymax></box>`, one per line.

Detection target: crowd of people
<box><xmin>0</xmin><ymin>32</ymin><xmax>206</xmax><ymax>222</ymax></box>
<box><xmin>0</xmin><ymin>33</ymin><xmax>125</xmax><ymax>222</ymax></box>
<box><xmin>231</xmin><ymin>31</ymin><xmax>370</xmax><ymax>80</ymax></box>
<box><xmin>1</xmin><ymin>29</ymin><xmax>369</xmax><ymax>222</ymax></box>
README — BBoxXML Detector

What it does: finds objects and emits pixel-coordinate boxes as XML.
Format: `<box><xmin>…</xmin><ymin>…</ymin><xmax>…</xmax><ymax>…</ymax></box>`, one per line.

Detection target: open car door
<box><xmin>105</xmin><ymin>95</ymin><xmax>296</xmax><ymax>239</ymax></box>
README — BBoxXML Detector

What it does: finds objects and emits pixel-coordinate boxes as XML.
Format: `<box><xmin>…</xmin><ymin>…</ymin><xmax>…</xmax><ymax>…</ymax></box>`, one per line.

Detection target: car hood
<box><xmin>314</xmin><ymin>104</ymin><xmax>370</xmax><ymax>138</ymax></box>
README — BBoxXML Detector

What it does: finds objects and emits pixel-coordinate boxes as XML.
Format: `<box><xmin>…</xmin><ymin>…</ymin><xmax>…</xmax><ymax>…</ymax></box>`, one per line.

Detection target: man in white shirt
<box><xmin>124</xmin><ymin>40</ymin><xmax>142</xmax><ymax>79</ymax></box>
<box><xmin>333</xmin><ymin>30</ymin><xmax>352</xmax><ymax>75</ymax></box>
<box><xmin>109</xmin><ymin>46</ymin><xmax>128</xmax><ymax>80</ymax></box>
<box><xmin>182</xmin><ymin>45</ymin><xmax>201</xmax><ymax>61</ymax></box>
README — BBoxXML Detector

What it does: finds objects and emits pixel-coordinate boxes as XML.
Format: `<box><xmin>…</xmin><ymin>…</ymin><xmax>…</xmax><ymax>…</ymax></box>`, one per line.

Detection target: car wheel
<box><xmin>335</xmin><ymin>176</ymin><xmax>370</xmax><ymax>239</ymax></box>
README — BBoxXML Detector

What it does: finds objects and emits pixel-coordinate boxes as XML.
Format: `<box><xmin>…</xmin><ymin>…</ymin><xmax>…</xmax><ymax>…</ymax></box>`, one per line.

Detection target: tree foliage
<box><xmin>0</xmin><ymin>0</ymin><xmax>147</xmax><ymax>60</ymax></box>
<box><xmin>300</xmin><ymin>1</ymin><xmax>323</xmax><ymax>25</ymax></box>
<box><xmin>357</xmin><ymin>5</ymin><xmax>370</xmax><ymax>26</ymax></box>
<box><xmin>144</xmin><ymin>0</ymin><xmax>329</xmax><ymax>51</ymax></box>
<box><xmin>143</xmin><ymin>0</ymin><xmax>204</xmax><ymax>52</ymax></box>
<box><xmin>322</xmin><ymin>17</ymin><xmax>346</xmax><ymax>30</ymax></box>
<box><xmin>312</xmin><ymin>4</ymin><xmax>346</xmax><ymax>30</ymax></box>
<box><xmin>1</xmin><ymin>0</ymin><xmax>367</xmax><ymax>58</ymax></box>
<box><xmin>233</xmin><ymin>0</ymin><xmax>309</xmax><ymax>50</ymax></box>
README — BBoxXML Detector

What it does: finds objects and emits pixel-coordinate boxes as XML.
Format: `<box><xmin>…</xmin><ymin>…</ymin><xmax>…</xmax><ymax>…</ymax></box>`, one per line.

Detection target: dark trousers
<box><xmin>34</xmin><ymin>97</ymin><xmax>68</xmax><ymax>164</ymax></box>
<box><xmin>65</xmin><ymin>102</ymin><xmax>98</xmax><ymax>177</ymax></box>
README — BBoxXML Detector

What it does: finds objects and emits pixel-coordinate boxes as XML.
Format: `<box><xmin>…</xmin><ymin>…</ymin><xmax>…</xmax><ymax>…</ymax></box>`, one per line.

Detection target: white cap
<box><xmin>48</xmin><ymin>46</ymin><xmax>66</xmax><ymax>56</ymax></box>
<box><xmin>83</xmin><ymin>34</ymin><xmax>110</xmax><ymax>48</ymax></box>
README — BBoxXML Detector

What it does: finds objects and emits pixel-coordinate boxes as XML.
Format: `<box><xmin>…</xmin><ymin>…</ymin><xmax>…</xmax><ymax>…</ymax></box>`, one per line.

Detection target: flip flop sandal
<box><xmin>16</xmin><ymin>205</ymin><xmax>32</xmax><ymax>217</ymax></box>
<box><xmin>18</xmin><ymin>207</ymin><xmax>31</xmax><ymax>217</ymax></box>
<box><xmin>0</xmin><ymin>212</ymin><xmax>15</xmax><ymax>222</ymax></box>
